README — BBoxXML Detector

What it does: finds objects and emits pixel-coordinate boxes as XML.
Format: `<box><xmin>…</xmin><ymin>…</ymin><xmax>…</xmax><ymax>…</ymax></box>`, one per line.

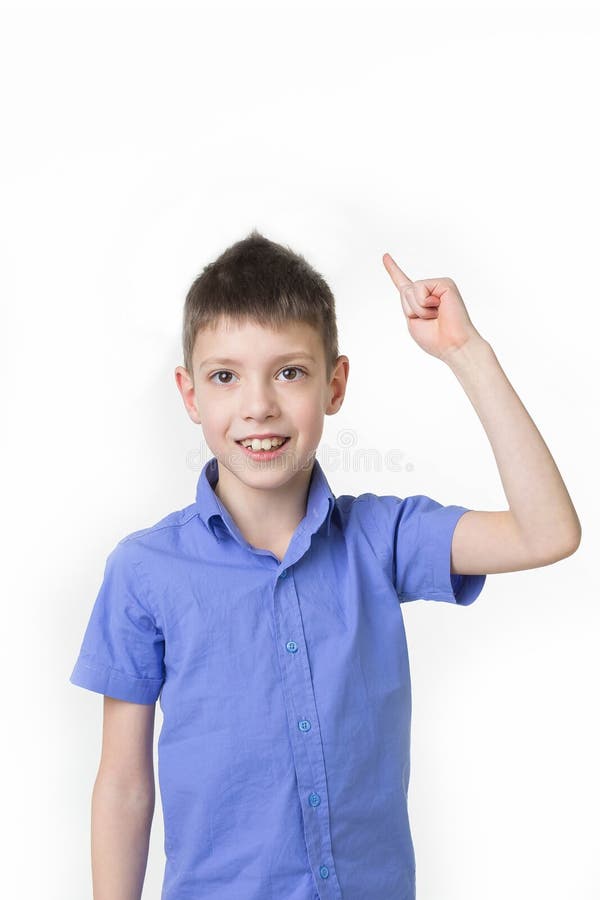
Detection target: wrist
<box><xmin>441</xmin><ymin>334</ymin><xmax>494</xmax><ymax>373</ymax></box>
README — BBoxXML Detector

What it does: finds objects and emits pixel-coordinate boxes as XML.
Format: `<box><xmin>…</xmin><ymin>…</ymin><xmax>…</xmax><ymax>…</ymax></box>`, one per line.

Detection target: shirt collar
<box><xmin>195</xmin><ymin>456</ymin><xmax>336</xmax><ymax>542</ymax></box>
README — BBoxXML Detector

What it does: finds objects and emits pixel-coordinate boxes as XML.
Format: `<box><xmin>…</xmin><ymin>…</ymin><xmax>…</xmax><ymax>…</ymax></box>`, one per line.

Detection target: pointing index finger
<box><xmin>382</xmin><ymin>253</ymin><xmax>413</xmax><ymax>290</ymax></box>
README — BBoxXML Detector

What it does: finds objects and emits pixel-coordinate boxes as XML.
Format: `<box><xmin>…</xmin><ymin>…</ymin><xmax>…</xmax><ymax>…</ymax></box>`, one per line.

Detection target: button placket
<box><xmin>272</xmin><ymin>566</ymin><xmax>342</xmax><ymax>897</ymax></box>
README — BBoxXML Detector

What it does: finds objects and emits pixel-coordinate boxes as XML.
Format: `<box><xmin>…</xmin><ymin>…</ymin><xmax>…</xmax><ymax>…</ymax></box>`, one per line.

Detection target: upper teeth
<box><xmin>241</xmin><ymin>437</ymin><xmax>286</xmax><ymax>450</ymax></box>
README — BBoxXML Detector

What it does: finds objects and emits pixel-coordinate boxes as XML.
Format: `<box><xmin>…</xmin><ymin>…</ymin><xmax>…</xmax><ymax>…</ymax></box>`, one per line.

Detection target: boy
<box><xmin>70</xmin><ymin>229</ymin><xmax>581</xmax><ymax>900</ymax></box>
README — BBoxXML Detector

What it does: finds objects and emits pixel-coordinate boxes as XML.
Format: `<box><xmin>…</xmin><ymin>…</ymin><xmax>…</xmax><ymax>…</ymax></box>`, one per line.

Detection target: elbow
<box><xmin>562</xmin><ymin>514</ymin><xmax>582</xmax><ymax>558</ymax></box>
<box><xmin>549</xmin><ymin>526</ymin><xmax>582</xmax><ymax>563</ymax></box>
<box><xmin>562</xmin><ymin>527</ymin><xmax>582</xmax><ymax>558</ymax></box>
<box><xmin>525</xmin><ymin>525</ymin><xmax>582</xmax><ymax>567</ymax></box>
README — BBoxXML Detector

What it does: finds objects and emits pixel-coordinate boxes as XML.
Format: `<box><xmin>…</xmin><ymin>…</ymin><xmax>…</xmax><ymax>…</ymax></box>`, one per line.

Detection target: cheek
<box><xmin>198</xmin><ymin>408</ymin><xmax>229</xmax><ymax>438</ymax></box>
<box><xmin>294</xmin><ymin>406</ymin><xmax>324</xmax><ymax>440</ymax></box>
<box><xmin>289</xmin><ymin>397</ymin><xmax>319</xmax><ymax>426</ymax></box>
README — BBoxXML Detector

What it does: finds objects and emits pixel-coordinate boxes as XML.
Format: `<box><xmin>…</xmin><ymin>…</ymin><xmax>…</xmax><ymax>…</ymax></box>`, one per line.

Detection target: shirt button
<box><xmin>309</xmin><ymin>792</ymin><xmax>321</xmax><ymax>807</ymax></box>
<box><xmin>298</xmin><ymin>718</ymin><xmax>311</xmax><ymax>732</ymax></box>
<box><xmin>319</xmin><ymin>865</ymin><xmax>330</xmax><ymax>879</ymax></box>
<box><xmin>286</xmin><ymin>640</ymin><xmax>298</xmax><ymax>653</ymax></box>
<box><xmin>280</xmin><ymin>568</ymin><xmax>287</xmax><ymax>578</ymax></box>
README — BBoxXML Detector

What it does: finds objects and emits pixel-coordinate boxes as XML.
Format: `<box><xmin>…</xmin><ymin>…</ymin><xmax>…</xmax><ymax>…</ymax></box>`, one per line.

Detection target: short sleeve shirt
<box><xmin>70</xmin><ymin>456</ymin><xmax>486</xmax><ymax>900</ymax></box>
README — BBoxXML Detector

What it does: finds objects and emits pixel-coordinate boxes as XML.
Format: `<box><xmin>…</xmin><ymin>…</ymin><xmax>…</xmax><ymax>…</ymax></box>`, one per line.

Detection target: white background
<box><xmin>1</xmin><ymin>0</ymin><xmax>598</xmax><ymax>897</ymax></box>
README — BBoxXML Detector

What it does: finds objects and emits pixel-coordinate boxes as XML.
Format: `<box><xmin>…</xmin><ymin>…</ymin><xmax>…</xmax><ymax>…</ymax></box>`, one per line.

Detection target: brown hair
<box><xmin>182</xmin><ymin>229</ymin><xmax>340</xmax><ymax>383</ymax></box>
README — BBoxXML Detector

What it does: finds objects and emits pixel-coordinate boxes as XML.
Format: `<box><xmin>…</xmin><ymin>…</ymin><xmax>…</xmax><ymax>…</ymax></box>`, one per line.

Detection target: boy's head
<box><xmin>175</xmin><ymin>230</ymin><xmax>349</xmax><ymax>486</ymax></box>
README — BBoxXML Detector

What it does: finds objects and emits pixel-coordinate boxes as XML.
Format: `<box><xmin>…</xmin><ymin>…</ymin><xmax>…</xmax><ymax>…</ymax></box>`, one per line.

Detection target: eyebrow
<box><xmin>199</xmin><ymin>352</ymin><xmax>317</xmax><ymax>370</ymax></box>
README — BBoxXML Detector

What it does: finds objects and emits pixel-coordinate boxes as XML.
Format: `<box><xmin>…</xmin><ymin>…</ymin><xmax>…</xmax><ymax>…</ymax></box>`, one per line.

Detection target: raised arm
<box><xmin>446</xmin><ymin>338</ymin><xmax>581</xmax><ymax>573</ymax></box>
<box><xmin>91</xmin><ymin>696</ymin><xmax>157</xmax><ymax>900</ymax></box>
<box><xmin>382</xmin><ymin>253</ymin><xmax>582</xmax><ymax>574</ymax></box>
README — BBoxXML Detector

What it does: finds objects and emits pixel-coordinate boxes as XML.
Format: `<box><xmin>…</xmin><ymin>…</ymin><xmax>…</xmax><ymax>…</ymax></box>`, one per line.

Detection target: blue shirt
<box><xmin>70</xmin><ymin>456</ymin><xmax>486</xmax><ymax>900</ymax></box>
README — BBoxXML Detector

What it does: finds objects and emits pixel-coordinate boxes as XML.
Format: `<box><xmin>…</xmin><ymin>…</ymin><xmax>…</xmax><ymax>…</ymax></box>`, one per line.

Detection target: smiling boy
<box><xmin>70</xmin><ymin>229</ymin><xmax>581</xmax><ymax>900</ymax></box>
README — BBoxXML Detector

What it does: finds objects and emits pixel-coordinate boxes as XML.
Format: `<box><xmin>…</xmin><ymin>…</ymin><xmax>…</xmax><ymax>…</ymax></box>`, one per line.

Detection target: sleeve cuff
<box><xmin>70</xmin><ymin>656</ymin><xmax>163</xmax><ymax>704</ymax></box>
<box><xmin>421</xmin><ymin>504</ymin><xmax>486</xmax><ymax>606</ymax></box>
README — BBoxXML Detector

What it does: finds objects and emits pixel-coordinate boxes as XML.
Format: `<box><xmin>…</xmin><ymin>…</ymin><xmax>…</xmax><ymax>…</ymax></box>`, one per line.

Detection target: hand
<box><xmin>382</xmin><ymin>252</ymin><xmax>484</xmax><ymax>361</ymax></box>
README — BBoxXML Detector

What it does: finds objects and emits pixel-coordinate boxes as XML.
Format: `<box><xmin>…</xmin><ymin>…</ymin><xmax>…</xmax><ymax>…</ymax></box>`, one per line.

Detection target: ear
<box><xmin>174</xmin><ymin>366</ymin><xmax>202</xmax><ymax>425</ymax></box>
<box><xmin>326</xmin><ymin>355</ymin><xmax>349</xmax><ymax>415</ymax></box>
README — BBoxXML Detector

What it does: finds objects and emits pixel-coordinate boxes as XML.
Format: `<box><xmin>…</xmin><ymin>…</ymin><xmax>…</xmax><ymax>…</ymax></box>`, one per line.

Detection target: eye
<box><xmin>277</xmin><ymin>366</ymin><xmax>306</xmax><ymax>382</ymax></box>
<box><xmin>209</xmin><ymin>370</ymin><xmax>239</xmax><ymax>385</ymax></box>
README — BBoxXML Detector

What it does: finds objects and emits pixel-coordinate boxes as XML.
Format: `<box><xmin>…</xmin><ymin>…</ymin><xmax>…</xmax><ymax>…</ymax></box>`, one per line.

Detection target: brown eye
<box><xmin>210</xmin><ymin>371</ymin><xmax>236</xmax><ymax>385</ymax></box>
<box><xmin>278</xmin><ymin>367</ymin><xmax>305</xmax><ymax>382</ymax></box>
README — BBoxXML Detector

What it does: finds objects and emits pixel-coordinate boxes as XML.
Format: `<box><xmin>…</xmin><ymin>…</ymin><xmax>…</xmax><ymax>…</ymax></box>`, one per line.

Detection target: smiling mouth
<box><xmin>236</xmin><ymin>437</ymin><xmax>291</xmax><ymax>449</ymax></box>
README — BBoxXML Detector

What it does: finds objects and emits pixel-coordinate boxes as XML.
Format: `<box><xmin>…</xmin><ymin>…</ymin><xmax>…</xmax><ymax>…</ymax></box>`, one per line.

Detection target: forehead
<box><xmin>193</xmin><ymin>317</ymin><xmax>323</xmax><ymax>367</ymax></box>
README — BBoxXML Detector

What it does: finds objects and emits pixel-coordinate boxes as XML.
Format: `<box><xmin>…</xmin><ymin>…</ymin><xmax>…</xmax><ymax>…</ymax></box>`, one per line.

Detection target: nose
<box><xmin>241</xmin><ymin>376</ymin><xmax>281</xmax><ymax>422</ymax></box>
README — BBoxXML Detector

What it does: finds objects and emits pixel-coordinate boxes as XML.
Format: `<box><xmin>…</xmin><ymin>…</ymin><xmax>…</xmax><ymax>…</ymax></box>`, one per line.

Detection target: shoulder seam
<box><xmin>361</xmin><ymin>496</ymin><xmax>391</xmax><ymax>567</ymax></box>
<box><xmin>119</xmin><ymin>508</ymin><xmax>200</xmax><ymax>544</ymax></box>
<box><xmin>109</xmin><ymin>541</ymin><xmax>162</xmax><ymax>628</ymax></box>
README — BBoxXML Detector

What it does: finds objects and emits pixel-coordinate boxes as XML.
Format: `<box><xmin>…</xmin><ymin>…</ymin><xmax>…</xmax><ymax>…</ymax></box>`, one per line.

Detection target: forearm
<box><xmin>91</xmin><ymin>775</ymin><xmax>155</xmax><ymax>900</ymax></box>
<box><xmin>442</xmin><ymin>337</ymin><xmax>581</xmax><ymax>555</ymax></box>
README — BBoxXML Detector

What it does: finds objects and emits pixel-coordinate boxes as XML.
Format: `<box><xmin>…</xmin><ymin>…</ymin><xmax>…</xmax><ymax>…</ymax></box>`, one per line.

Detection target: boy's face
<box><xmin>175</xmin><ymin>316</ymin><xmax>349</xmax><ymax>490</ymax></box>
